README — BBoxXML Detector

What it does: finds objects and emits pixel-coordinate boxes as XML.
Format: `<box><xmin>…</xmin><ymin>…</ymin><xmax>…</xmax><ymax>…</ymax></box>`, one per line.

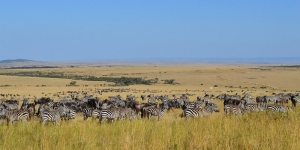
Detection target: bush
<box><xmin>69</xmin><ymin>81</ymin><xmax>77</xmax><ymax>86</ymax></box>
<box><xmin>164</xmin><ymin>79</ymin><xmax>175</xmax><ymax>84</ymax></box>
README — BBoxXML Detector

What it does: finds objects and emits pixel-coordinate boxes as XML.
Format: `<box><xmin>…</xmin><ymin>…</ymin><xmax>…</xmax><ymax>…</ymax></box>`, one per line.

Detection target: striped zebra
<box><xmin>91</xmin><ymin>109</ymin><xmax>101</xmax><ymax>120</ymax></box>
<box><xmin>204</xmin><ymin>102</ymin><xmax>219</xmax><ymax>113</ymax></box>
<box><xmin>141</xmin><ymin>104</ymin><xmax>157</xmax><ymax>118</ymax></box>
<box><xmin>264</xmin><ymin>95</ymin><xmax>282</xmax><ymax>103</ymax></box>
<box><xmin>1</xmin><ymin>102</ymin><xmax>18</xmax><ymax>111</ymax></box>
<box><xmin>146</xmin><ymin>103</ymin><xmax>169</xmax><ymax>121</ymax></box>
<box><xmin>259</xmin><ymin>104</ymin><xmax>286</xmax><ymax>113</ymax></box>
<box><xmin>38</xmin><ymin>104</ymin><xmax>60</xmax><ymax>125</ymax></box>
<box><xmin>99</xmin><ymin>108</ymin><xmax>120</xmax><ymax>124</ymax></box>
<box><xmin>183</xmin><ymin>107</ymin><xmax>202</xmax><ymax>119</ymax></box>
<box><xmin>82</xmin><ymin>107</ymin><xmax>103</xmax><ymax>121</ymax></box>
<box><xmin>58</xmin><ymin>104</ymin><xmax>76</xmax><ymax>120</ymax></box>
<box><xmin>127</xmin><ymin>108</ymin><xmax>138</xmax><ymax>121</ymax></box>
<box><xmin>291</xmin><ymin>95</ymin><xmax>300</xmax><ymax>107</ymax></box>
<box><xmin>82</xmin><ymin>107</ymin><xmax>93</xmax><ymax>120</ymax></box>
<box><xmin>0</xmin><ymin>108</ymin><xmax>5</xmax><ymax>124</ymax></box>
<box><xmin>40</xmin><ymin>110</ymin><xmax>61</xmax><ymax>125</ymax></box>
<box><xmin>181</xmin><ymin>101</ymin><xmax>203</xmax><ymax>110</ymax></box>
<box><xmin>224</xmin><ymin>104</ymin><xmax>244</xmax><ymax>115</ymax></box>
<box><xmin>20</xmin><ymin>100</ymin><xmax>35</xmax><ymax>120</ymax></box>
<box><xmin>0</xmin><ymin>108</ymin><xmax>29</xmax><ymax>125</ymax></box>
<box><xmin>244</xmin><ymin>103</ymin><xmax>265</xmax><ymax>112</ymax></box>
<box><xmin>183</xmin><ymin>102</ymin><xmax>219</xmax><ymax>120</ymax></box>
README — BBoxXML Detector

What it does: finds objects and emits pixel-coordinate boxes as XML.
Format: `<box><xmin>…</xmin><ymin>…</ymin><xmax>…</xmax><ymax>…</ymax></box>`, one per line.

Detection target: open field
<box><xmin>0</xmin><ymin>65</ymin><xmax>300</xmax><ymax>149</ymax></box>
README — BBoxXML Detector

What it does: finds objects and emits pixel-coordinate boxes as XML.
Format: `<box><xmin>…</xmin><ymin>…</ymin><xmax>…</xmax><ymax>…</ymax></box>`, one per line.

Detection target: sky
<box><xmin>0</xmin><ymin>1</ymin><xmax>299</xmax><ymax>62</ymax></box>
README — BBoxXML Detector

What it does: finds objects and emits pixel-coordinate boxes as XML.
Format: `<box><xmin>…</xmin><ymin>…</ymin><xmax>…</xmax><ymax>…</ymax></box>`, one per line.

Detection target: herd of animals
<box><xmin>0</xmin><ymin>90</ymin><xmax>300</xmax><ymax>126</ymax></box>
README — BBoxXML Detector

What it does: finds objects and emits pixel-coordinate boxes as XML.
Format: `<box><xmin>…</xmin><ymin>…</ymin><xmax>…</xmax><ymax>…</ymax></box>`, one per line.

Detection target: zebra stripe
<box><xmin>261</xmin><ymin>104</ymin><xmax>286</xmax><ymax>113</ymax></box>
<box><xmin>92</xmin><ymin>109</ymin><xmax>101</xmax><ymax>120</ymax></box>
<box><xmin>82</xmin><ymin>107</ymin><xmax>93</xmax><ymax>120</ymax></box>
<box><xmin>1</xmin><ymin>102</ymin><xmax>18</xmax><ymax>111</ymax></box>
<box><xmin>183</xmin><ymin>103</ymin><xmax>219</xmax><ymax>119</ymax></box>
<box><xmin>40</xmin><ymin>110</ymin><xmax>61</xmax><ymax>125</ymax></box>
<box><xmin>204</xmin><ymin>103</ymin><xmax>219</xmax><ymax>113</ymax></box>
<box><xmin>183</xmin><ymin>107</ymin><xmax>202</xmax><ymax>119</ymax></box>
<box><xmin>244</xmin><ymin>103</ymin><xmax>262</xmax><ymax>112</ymax></box>
<box><xmin>0</xmin><ymin>109</ymin><xmax>29</xmax><ymax>125</ymax></box>
<box><xmin>99</xmin><ymin>108</ymin><xmax>120</xmax><ymax>124</ymax></box>
<box><xmin>224</xmin><ymin>104</ymin><xmax>243</xmax><ymax>115</ymax></box>
<box><xmin>58</xmin><ymin>105</ymin><xmax>76</xmax><ymax>120</ymax></box>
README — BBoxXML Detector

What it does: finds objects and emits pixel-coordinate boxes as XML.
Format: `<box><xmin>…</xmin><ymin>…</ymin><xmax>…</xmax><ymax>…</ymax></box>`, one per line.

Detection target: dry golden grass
<box><xmin>0</xmin><ymin>65</ymin><xmax>300</xmax><ymax>149</ymax></box>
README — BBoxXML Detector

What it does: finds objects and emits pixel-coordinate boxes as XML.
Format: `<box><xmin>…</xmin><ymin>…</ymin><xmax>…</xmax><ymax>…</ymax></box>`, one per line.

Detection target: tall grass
<box><xmin>1</xmin><ymin>106</ymin><xmax>300</xmax><ymax>150</ymax></box>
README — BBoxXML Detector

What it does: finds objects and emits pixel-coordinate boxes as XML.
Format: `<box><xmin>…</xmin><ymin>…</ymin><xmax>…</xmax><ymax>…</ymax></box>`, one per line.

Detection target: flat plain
<box><xmin>0</xmin><ymin>64</ymin><xmax>300</xmax><ymax>150</ymax></box>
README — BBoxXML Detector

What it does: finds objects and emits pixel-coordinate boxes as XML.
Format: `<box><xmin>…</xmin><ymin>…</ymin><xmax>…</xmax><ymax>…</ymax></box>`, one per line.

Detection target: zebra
<box><xmin>0</xmin><ymin>108</ymin><xmax>29</xmax><ymax>125</ymax></box>
<box><xmin>91</xmin><ymin>109</ymin><xmax>102</xmax><ymax>120</ymax></box>
<box><xmin>146</xmin><ymin>102</ymin><xmax>169</xmax><ymax>121</ymax></box>
<box><xmin>99</xmin><ymin>108</ymin><xmax>120</xmax><ymax>124</ymax></box>
<box><xmin>40</xmin><ymin>110</ymin><xmax>61</xmax><ymax>126</ymax></box>
<box><xmin>259</xmin><ymin>104</ymin><xmax>286</xmax><ymax>113</ymax></box>
<box><xmin>242</xmin><ymin>95</ymin><xmax>256</xmax><ymax>104</ymax></box>
<box><xmin>182</xmin><ymin>107</ymin><xmax>202</xmax><ymax>119</ymax></box>
<box><xmin>141</xmin><ymin>104</ymin><xmax>157</xmax><ymax>118</ymax></box>
<box><xmin>244</xmin><ymin>103</ymin><xmax>266</xmax><ymax>112</ymax></box>
<box><xmin>256</xmin><ymin>96</ymin><xmax>267</xmax><ymax>103</ymax></box>
<box><xmin>127</xmin><ymin>108</ymin><xmax>138</xmax><ymax>121</ymax></box>
<box><xmin>264</xmin><ymin>95</ymin><xmax>282</xmax><ymax>103</ymax></box>
<box><xmin>204</xmin><ymin>102</ymin><xmax>219</xmax><ymax>113</ymax></box>
<box><xmin>291</xmin><ymin>95</ymin><xmax>300</xmax><ymax>107</ymax></box>
<box><xmin>197</xmin><ymin>96</ymin><xmax>212</xmax><ymax>104</ymax></box>
<box><xmin>58</xmin><ymin>103</ymin><xmax>76</xmax><ymax>120</ymax></box>
<box><xmin>183</xmin><ymin>102</ymin><xmax>219</xmax><ymax>119</ymax></box>
<box><xmin>37</xmin><ymin>104</ymin><xmax>60</xmax><ymax>125</ymax></box>
<box><xmin>1</xmin><ymin>102</ymin><xmax>18</xmax><ymax>111</ymax></box>
<box><xmin>181</xmin><ymin>101</ymin><xmax>202</xmax><ymax>110</ymax></box>
<box><xmin>224</xmin><ymin>102</ymin><xmax>245</xmax><ymax>115</ymax></box>
<box><xmin>20</xmin><ymin>99</ymin><xmax>36</xmax><ymax>120</ymax></box>
<box><xmin>82</xmin><ymin>107</ymin><xmax>93</xmax><ymax>120</ymax></box>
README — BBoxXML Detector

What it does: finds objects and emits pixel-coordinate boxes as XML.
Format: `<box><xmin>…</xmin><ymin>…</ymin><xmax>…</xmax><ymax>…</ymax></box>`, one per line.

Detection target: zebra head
<box><xmin>160</xmin><ymin>101</ymin><xmax>169</xmax><ymax>110</ymax></box>
<box><xmin>197</xmin><ymin>96</ymin><xmax>204</xmax><ymax>102</ymax></box>
<box><xmin>216</xmin><ymin>93</ymin><xmax>226</xmax><ymax>99</ymax></box>
<box><xmin>208</xmin><ymin>103</ymin><xmax>219</xmax><ymax>112</ymax></box>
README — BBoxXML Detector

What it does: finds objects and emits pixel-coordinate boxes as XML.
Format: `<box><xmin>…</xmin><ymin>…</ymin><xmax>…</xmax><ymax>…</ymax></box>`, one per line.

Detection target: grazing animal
<box><xmin>38</xmin><ymin>105</ymin><xmax>60</xmax><ymax>125</ymax></box>
<box><xmin>1</xmin><ymin>102</ymin><xmax>18</xmax><ymax>111</ymax></box>
<box><xmin>146</xmin><ymin>102</ymin><xmax>169</xmax><ymax>121</ymax></box>
<box><xmin>182</xmin><ymin>102</ymin><xmax>219</xmax><ymax>119</ymax></box>
<box><xmin>259</xmin><ymin>104</ymin><xmax>286</xmax><ymax>113</ymax></box>
<box><xmin>99</xmin><ymin>107</ymin><xmax>120</xmax><ymax>124</ymax></box>
<box><xmin>0</xmin><ymin>108</ymin><xmax>29</xmax><ymax>125</ymax></box>
<box><xmin>264</xmin><ymin>95</ymin><xmax>282</xmax><ymax>103</ymax></box>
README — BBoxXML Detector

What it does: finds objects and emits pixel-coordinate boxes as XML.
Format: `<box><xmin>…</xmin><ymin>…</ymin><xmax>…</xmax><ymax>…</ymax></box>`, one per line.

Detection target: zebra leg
<box><xmin>22</xmin><ymin>117</ymin><xmax>28</xmax><ymax>124</ymax></box>
<box><xmin>55</xmin><ymin>120</ymin><xmax>60</xmax><ymax>125</ymax></box>
<box><xmin>99</xmin><ymin>117</ymin><xmax>103</xmax><ymax>124</ymax></box>
<box><xmin>42</xmin><ymin>120</ymin><xmax>47</xmax><ymax>126</ymax></box>
<box><xmin>83</xmin><ymin>115</ymin><xmax>87</xmax><ymax>120</ymax></box>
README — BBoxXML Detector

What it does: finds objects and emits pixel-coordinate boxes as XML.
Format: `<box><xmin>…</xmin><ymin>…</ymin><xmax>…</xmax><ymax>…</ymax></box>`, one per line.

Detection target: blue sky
<box><xmin>0</xmin><ymin>1</ymin><xmax>299</xmax><ymax>62</ymax></box>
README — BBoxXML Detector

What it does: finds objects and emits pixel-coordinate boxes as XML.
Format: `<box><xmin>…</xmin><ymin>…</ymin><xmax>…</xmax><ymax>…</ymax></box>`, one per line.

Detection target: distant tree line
<box><xmin>0</xmin><ymin>71</ymin><xmax>171</xmax><ymax>86</ymax></box>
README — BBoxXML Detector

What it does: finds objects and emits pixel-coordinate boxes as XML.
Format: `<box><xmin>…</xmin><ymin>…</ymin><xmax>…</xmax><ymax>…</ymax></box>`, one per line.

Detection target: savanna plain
<box><xmin>0</xmin><ymin>64</ymin><xmax>300</xmax><ymax>150</ymax></box>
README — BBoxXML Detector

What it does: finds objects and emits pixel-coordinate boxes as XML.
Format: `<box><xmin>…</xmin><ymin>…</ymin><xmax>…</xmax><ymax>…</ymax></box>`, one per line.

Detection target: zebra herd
<box><xmin>0</xmin><ymin>92</ymin><xmax>299</xmax><ymax>125</ymax></box>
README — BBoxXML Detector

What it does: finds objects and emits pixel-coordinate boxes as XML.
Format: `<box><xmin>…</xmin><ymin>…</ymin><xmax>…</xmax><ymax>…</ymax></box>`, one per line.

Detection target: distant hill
<box><xmin>0</xmin><ymin>59</ymin><xmax>56</xmax><ymax>68</ymax></box>
<box><xmin>0</xmin><ymin>59</ymin><xmax>38</xmax><ymax>63</ymax></box>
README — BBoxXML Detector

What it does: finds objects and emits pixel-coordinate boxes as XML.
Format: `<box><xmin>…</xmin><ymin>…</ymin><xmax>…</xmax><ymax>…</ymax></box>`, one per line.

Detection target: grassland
<box><xmin>0</xmin><ymin>65</ymin><xmax>300</xmax><ymax>150</ymax></box>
